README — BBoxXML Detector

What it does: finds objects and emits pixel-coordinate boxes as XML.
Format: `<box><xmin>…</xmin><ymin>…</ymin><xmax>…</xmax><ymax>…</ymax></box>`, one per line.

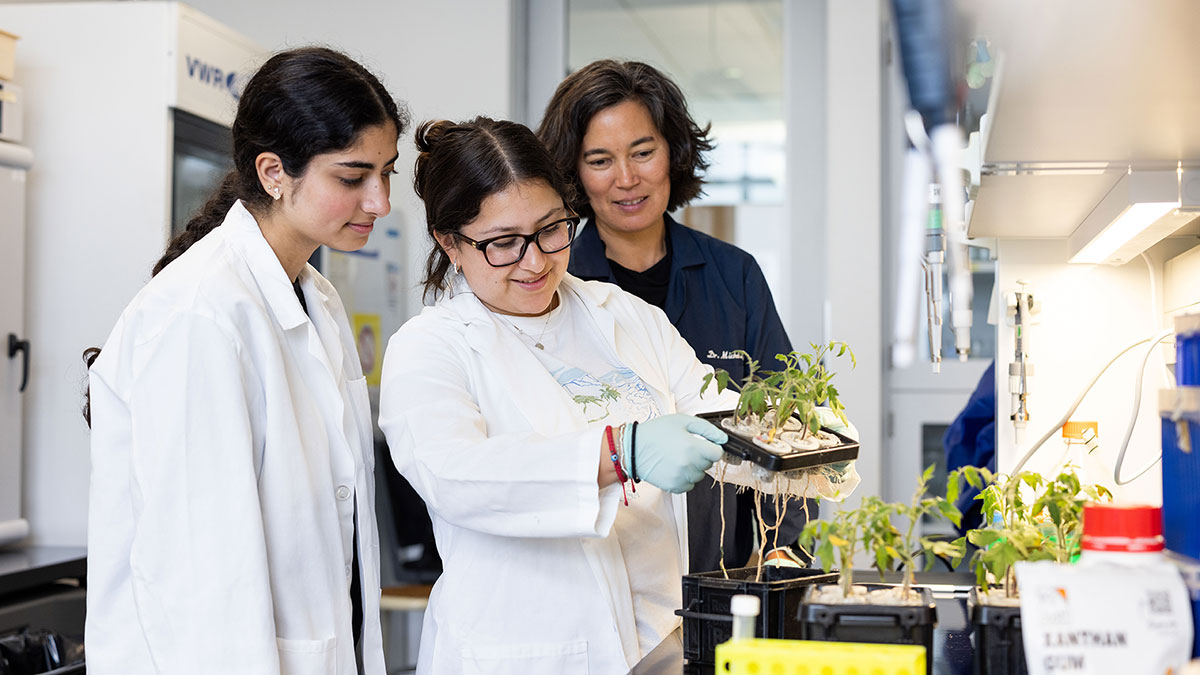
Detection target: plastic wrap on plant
<box><xmin>708</xmin><ymin>458</ymin><xmax>860</xmax><ymax>502</ymax></box>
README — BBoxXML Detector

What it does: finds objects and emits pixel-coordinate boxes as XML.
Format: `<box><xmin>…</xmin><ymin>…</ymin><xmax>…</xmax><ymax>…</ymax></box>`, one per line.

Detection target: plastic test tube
<box><xmin>730</xmin><ymin>594</ymin><xmax>761</xmax><ymax>641</ymax></box>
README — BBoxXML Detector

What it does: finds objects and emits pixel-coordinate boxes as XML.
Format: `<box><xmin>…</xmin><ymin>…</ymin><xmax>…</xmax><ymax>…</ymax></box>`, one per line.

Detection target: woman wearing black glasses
<box><xmin>378</xmin><ymin>117</ymin><xmax>739</xmax><ymax>674</ymax></box>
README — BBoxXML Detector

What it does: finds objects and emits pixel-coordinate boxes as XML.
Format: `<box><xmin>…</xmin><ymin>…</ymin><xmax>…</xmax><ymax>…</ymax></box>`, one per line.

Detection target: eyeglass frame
<box><xmin>454</xmin><ymin>215</ymin><xmax>581</xmax><ymax>267</ymax></box>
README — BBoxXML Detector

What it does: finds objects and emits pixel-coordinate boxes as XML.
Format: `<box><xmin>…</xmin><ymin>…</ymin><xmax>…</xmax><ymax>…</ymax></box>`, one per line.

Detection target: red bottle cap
<box><xmin>1081</xmin><ymin>503</ymin><xmax>1164</xmax><ymax>553</ymax></box>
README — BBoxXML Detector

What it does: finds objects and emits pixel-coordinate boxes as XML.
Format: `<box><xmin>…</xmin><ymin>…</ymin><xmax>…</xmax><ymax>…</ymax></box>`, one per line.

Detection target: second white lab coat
<box><xmin>86</xmin><ymin>201</ymin><xmax>384</xmax><ymax>675</ymax></box>
<box><xmin>378</xmin><ymin>274</ymin><xmax>737</xmax><ymax>675</ymax></box>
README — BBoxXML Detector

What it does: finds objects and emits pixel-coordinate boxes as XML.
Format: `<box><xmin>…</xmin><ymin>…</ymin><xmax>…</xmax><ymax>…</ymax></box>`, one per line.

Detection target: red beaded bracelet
<box><xmin>605</xmin><ymin>425</ymin><xmax>629</xmax><ymax>506</ymax></box>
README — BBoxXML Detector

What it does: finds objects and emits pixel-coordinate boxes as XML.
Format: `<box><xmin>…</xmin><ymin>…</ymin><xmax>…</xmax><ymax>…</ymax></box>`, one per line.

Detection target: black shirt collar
<box><xmin>570</xmin><ymin>212</ymin><xmax>707</xmax><ymax>280</ymax></box>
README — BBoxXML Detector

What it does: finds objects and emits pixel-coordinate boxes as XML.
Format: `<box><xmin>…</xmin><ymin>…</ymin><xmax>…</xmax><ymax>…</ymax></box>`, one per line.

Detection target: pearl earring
<box><xmin>271</xmin><ymin>185</ymin><xmax>281</xmax><ymax>200</ymax></box>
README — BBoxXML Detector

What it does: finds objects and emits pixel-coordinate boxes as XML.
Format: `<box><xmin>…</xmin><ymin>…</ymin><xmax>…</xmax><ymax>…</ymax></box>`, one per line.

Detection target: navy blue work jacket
<box><xmin>942</xmin><ymin>361</ymin><xmax>996</xmax><ymax>534</ymax></box>
<box><xmin>569</xmin><ymin>214</ymin><xmax>802</xmax><ymax>573</ymax></box>
<box><xmin>568</xmin><ymin>214</ymin><xmax>792</xmax><ymax>382</ymax></box>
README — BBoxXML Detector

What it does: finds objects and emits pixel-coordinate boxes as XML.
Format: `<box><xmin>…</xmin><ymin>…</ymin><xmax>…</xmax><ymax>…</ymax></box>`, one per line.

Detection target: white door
<box><xmin>0</xmin><ymin>142</ymin><xmax>32</xmax><ymax>539</ymax></box>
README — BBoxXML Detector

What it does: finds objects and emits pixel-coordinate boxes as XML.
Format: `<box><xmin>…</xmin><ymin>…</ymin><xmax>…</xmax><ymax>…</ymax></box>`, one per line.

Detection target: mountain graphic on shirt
<box><xmin>554</xmin><ymin>366</ymin><xmax>658</xmax><ymax>423</ymax></box>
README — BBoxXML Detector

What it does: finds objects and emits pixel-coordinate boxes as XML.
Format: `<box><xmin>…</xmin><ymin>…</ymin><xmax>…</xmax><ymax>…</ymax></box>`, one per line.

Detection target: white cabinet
<box><xmin>0</xmin><ymin>1</ymin><xmax>261</xmax><ymax>544</ymax></box>
<box><xmin>0</xmin><ymin>141</ymin><xmax>32</xmax><ymax>545</ymax></box>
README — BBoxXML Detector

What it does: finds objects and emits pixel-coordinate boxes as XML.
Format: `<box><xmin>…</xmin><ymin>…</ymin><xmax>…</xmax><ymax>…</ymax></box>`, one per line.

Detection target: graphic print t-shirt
<box><xmin>503</xmin><ymin>289</ymin><xmax>681</xmax><ymax>657</ymax></box>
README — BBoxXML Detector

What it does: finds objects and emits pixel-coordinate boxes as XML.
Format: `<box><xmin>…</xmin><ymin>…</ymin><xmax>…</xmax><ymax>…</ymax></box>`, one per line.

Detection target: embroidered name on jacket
<box><xmin>706</xmin><ymin>350</ymin><xmax>746</xmax><ymax>361</ymax></box>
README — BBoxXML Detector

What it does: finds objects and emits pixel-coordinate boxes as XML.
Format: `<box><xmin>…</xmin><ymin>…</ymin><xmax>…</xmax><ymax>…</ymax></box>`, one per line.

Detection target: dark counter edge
<box><xmin>0</xmin><ymin>546</ymin><xmax>87</xmax><ymax>597</ymax></box>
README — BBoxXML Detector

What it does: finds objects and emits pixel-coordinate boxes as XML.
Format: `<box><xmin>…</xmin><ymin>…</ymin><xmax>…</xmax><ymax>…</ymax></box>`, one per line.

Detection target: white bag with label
<box><xmin>1016</xmin><ymin>560</ymin><xmax>1194</xmax><ymax>675</ymax></box>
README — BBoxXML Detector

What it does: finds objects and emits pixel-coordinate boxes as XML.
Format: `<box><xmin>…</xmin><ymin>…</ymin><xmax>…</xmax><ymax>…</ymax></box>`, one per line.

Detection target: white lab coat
<box><xmin>86</xmin><ymin>201</ymin><xmax>384</xmax><ymax>675</ymax></box>
<box><xmin>378</xmin><ymin>274</ymin><xmax>737</xmax><ymax>675</ymax></box>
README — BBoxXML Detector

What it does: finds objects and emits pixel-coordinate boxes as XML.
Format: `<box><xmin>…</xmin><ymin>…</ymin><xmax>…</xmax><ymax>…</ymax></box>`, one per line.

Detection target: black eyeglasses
<box><xmin>456</xmin><ymin>215</ymin><xmax>580</xmax><ymax>267</ymax></box>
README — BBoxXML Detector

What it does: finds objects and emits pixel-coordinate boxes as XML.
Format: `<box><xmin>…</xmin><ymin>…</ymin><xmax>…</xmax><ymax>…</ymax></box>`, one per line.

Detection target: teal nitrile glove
<box><xmin>815</xmin><ymin>406</ymin><xmax>859</xmax><ymax>441</ymax></box>
<box><xmin>626</xmin><ymin>414</ymin><xmax>728</xmax><ymax>494</ymax></box>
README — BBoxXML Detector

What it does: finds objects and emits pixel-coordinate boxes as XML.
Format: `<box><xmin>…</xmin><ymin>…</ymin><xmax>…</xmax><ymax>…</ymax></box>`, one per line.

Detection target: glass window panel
<box><xmin>566</xmin><ymin>0</ymin><xmax>785</xmax><ymax>213</ymax></box>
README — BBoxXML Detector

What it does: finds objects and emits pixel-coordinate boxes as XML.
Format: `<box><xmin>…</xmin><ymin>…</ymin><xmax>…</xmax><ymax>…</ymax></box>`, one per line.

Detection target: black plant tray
<box><xmin>697</xmin><ymin>409</ymin><xmax>860</xmax><ymax>472</ymax></box>
<box><xmin>970</xmin><ymin>588</ymin><xmax>1027</xmax><ymax>675</ymax></box>
<box><xmin>676</xmin><ymin>565</ymin><xmax>837</xmax><ymax>666</ymax></box>
<box><xmin>800</xmin><ymin>584</ymin><xmax>937</xmax><ymax>675</ymax></box>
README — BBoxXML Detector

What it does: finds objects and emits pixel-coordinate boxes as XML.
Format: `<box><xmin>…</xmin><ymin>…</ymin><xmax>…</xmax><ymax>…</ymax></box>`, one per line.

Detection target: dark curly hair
<box><xmin>413</xmin><ymin>117</ymin><xmax>576</xmax><ymax>301</ymax></box>
<box><xmin>536</xmin><ymin>59</ymin><xmax>714</xmax><ymax>221</ymax></box>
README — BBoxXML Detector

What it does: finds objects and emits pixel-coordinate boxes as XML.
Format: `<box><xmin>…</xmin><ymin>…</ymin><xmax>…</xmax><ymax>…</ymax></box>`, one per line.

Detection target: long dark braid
<box><xmin>151</xmin><ymin>173</ymin><xmax>242</xmax><ymax>277</ymax></box>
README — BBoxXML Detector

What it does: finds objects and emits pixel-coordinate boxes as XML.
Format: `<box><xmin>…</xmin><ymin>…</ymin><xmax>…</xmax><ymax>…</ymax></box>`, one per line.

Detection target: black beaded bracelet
<box><xmin>631</xmin><ymin>420</ymin><xmax>640</xmax><ymax>483</ymax></box>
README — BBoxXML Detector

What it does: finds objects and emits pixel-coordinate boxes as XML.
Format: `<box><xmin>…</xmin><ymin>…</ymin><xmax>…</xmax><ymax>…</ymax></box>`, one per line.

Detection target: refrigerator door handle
<box><xmin>7</xmin><ymin>333</ymin><xmax>29</xmax><ymax>393</ymax></box>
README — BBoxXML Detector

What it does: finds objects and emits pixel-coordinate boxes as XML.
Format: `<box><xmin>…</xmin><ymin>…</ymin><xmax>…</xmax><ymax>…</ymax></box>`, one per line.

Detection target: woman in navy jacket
<box><xmin>538</xmin><ymin>59</ymin><xmax>805</xmax><ymax>573</ymax></box>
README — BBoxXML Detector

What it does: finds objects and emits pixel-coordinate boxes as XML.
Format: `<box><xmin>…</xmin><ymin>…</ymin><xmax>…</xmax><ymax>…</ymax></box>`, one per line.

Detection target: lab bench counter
<box><xmin>0</xmin><ymin>546</ymin><xmax>86</xmax><ymax>597</ymax></box>
<box><xmin>0</xmin><ymin>546</ymin><xmax>88</xmax><ymax>673</ymax></box>
<box><xmin>631</xmin><ymin>571</ymin><xmax>975</xmax><ymax>675</ymax></box>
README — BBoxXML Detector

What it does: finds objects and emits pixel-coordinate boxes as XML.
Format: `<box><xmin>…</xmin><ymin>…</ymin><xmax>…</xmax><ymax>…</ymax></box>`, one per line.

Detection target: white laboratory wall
<box><xmin>1164</xmin><ymin>244</ymin><xmax>1200</xmax><ymax>319</ymax></box>
<box><xmin>4</xmin><ymin>0</ymin><xmax>517</xmax><ymax>547</ymax></box>
<box><xmin>993</xmin><ymin>238</ymin><xmax>1198</xmax><ymax>504</ymax></box>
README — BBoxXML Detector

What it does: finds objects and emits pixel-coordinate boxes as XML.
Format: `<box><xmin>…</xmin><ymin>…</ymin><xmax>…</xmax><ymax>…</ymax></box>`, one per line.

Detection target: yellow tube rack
<box><xmin>714</xmin><ymin>638</ymin><xmax>926</xmax><ymax>675</ymax></box>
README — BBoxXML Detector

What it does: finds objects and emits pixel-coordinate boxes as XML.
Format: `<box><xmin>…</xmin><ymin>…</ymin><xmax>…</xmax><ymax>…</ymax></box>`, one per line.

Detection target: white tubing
<box><xmin>1113</xmin><ymin>331</ymin><xmax>1176</xmax><ymax>485</ymax></box>
<box><xmin>1011</xmin><ymin>330</ymin><xmax>1173</xmax><ymax>475</ymax></box>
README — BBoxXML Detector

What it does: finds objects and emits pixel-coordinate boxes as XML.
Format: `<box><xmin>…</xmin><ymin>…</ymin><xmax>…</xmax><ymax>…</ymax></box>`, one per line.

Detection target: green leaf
<box><xmin>816</xmin><ymin>539</ymin><xmax>834</xmax><ymax>572</ymax></box>
<box><xmin>874</xmin><ymin>546</ymin><xmax>891</xmax><ymax>576</ymax></box>
<box><xmin>928</xmin><ymin>539</ymin><xmax>965</xmax><ymax>560</ymax></box>
<box><xmin>1046</xmin><ymin>500</ymin><xmax>1062</xmax><ymax>526</ymax></box>
<box><xmin>937</xmin><ymin>500</ymin><xmax>963</xmax><ymax>528</ymax></box>
<box><xmin>947</xmin><ymin>537</ymin><xmax>968</xmax><ymax>568</ymax></box>
<box><xmin>983</xmin><ymin>540</ymin><xmax>1023</xmax><ymax>579</ymax></box>
<box><xmin>946</xmin><ymin>472</ymin><xmax>961</xmax><ymax>506</ymax></box>
<box><xmin>922</xmin><ymin>464</ymin><xmax>935</xmax><ymax>484</ymax></box>
<box><xmin>967</xmin><ymin>529</ymin><xmax>1002</xmax><ymax>548</ymax></box>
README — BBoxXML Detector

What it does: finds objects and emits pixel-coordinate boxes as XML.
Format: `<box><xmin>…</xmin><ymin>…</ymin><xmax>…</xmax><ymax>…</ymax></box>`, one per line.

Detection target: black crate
<box><xmin>971</xmin><ymin>588</ymin><xmax>1026</xmax><ymax>675</ymax></box>
<box><xmin>676</xmin><ymin>565</ymin><xmax>837</xmax><ymax>666</ymax></box>
<box><xmin>696</xmin><ymin>410</ymin><xmax>860</xmax><ymax>472</ymax></box>
<box><xmin>800</xmin><ymin>584</ymin><xmax>937</xmax><ymax>675</ymax></box>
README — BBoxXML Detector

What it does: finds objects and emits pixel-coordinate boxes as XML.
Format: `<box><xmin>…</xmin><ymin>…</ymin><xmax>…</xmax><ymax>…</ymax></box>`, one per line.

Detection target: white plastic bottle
<box><xmin>1018</xmin><ymin>502</ymin><xmax>1194</xmax><ymax>673</ymax></box>
<box><xmin>730</xmin><ymin>594</ymin><xmax>761</xmax><ymax>641</ymax></box>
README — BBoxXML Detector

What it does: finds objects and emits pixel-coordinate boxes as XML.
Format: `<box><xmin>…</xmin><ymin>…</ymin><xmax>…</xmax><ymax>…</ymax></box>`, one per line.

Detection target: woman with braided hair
<box><xmin>81</xmin><ymin>46</ymin><xmax>407</xmax><ymax>675</ymax></box>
